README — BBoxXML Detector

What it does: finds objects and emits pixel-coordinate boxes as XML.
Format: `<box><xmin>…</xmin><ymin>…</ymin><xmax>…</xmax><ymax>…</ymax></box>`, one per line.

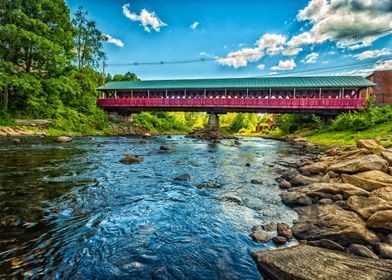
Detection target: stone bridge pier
<box><xmin>207</xmin><ymin>113</ymin><xmax>220</xmax><ymax>131</ymax></box>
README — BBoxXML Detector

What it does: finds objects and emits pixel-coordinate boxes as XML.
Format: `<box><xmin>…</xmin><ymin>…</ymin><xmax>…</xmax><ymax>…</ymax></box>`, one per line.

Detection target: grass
<box><xmin>303</xmin><ymin>121</ymin><xmax>392</xmax><ymax>146</ymax></box>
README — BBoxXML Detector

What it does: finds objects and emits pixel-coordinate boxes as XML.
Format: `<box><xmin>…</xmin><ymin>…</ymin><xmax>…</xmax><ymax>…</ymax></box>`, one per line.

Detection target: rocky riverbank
<box><xmin>252</xmin><ymin>138</ymin><xmax>392</xmax><ymax>279</ymax></box>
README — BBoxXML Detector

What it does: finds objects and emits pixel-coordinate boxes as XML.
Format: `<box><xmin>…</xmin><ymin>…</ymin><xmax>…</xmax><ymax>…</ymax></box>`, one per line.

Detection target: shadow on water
<box><xmin>0</xmin><ymin>136</ymin><xmax>302</xmax><ymax>279</ymax></box>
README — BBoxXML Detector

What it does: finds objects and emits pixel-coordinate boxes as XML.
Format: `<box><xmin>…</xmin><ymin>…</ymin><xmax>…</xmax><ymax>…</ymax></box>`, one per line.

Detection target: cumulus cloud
<box><xmin>345</xmin><ymin>59</ymin><xmax>392</xmax><ymax>76</ymax></box>
<box><xmin>257</xmin><ymin>34</ymin><xmax>287</xmax><ymax>51</ymax></box>
<box><xmin>102</xmin><ymin>34</ymin><xmax>124</xmax><ymax>47</ymax></box>
<box><xmin>190</xmin><ymin>21</ymin><xmax>199</xmax><ymax>30</ymax></box>
<box><xmin>354</xmin><ymin>48</ymin><xmax>392</xmax><ymax>60</ymax></box>
<box><xmin>270</xmin><ymin>59</ymin><xmax>297</xmax><ymax>71</ymax></box>
<box><xmin>289</xmin><ymin>0</ymin><xmax>392</xmax><ymax>49</ymax></box>
<box><xmin>122</xmin><ymin>3</ymin><xmax>167</xmax><ymax>32</ymax></box>
<box><xmin>302</xmin><ymin>52</ymin><xmax>319</xmax><ymax>63</ymax></box>
<box><xmin>217</xmin><ymin>48</ymin><xmax>264</xmax><ymax>68</ymax></box>
<box><xmin>257</xmin><ymin>64</ymin><xmax>265</xmax><ymax>70</ymax></box>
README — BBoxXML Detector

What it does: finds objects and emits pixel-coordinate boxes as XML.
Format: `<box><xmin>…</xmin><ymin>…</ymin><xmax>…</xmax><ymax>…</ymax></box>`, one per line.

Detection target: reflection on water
<box><xmin>0</xmin><ymin>136</ymin><xmax>302</xmax><ymax>279</ymax></box>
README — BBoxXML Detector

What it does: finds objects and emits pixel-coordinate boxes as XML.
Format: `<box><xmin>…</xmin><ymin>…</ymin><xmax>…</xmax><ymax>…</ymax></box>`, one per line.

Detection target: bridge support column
<box><xmin>207</xmin><ymin>113</ymin><xmax>220</xmax><ymax>131</ymax></box>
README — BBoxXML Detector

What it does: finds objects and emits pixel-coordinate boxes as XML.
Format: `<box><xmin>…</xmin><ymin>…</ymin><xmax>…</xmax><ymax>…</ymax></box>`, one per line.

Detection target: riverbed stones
<box><xmin>262</xmin><ymin>222</ymin><xmax>277</xmax><ymax>231</ymax></box>
<box><xmin>56</xmin><ymin>136</ymin><xmax>72</xmax><ymax>143</ymax></box>
<box><xmin>328</xmin><ymin>154</ymin><xmax>388</xmax><ymax>174</ymax></box>
<box><xmin>371</xmin><ymin>186</ymin><xmax>392</xmax><ymax>201</ymax></box>
<box><xmin>278</xmin><ymin>179</ymin><xmax>291</xmax><ymax>190</ymax></box>
<box><xmin>342</xmin><ymin>170</ymin><xmax>392</xmax><ymax>192</ymax></box>
<box><xmin>252</xmin><ymin>245</ymin><xmax>392</xmax><ymax>280</ymax></box>
<box><xmin>120</xmin><ymin>155</ymin><xmax>143</xmax><ymax>164</ymax></box>
<box><xmin>356</xmin><ymin>139</ymin><xmax>382</xmax><ymax>151</ymax></box>
<box><xmin>300</xmin><ymin>162</ymin><xmax>326</xmax><ymax>174</ymax></box>
<box><xmin>297</xmin><ymin>195</ymin><xmax>313</xmax><ymax>206</ymax></box>
<box><xmin>347</xmin><ymin>195</ymin><xmax>392</xmax><ymax>219</ymax></box>
<box><xmin>308</xmin><ymin>239</ymin><xmax>345</xmax><ymax>252</ymax></box>
<box><xmin>272</xmin><ymin>236</ymin><xmax>287</xmax><ymax>245</ymax></box>
<box><xmin>174</xmin><ymin>174</ymin><xmax>191</xmax><ymax>181</ymax></box>
<box><xmin>300</xmin><ymin>182</ymin><xmax>369</xmax><ymax>200</ymax></box>
<box><xmin>348</xmin><ymin>244</ymin><xmax>379</xmax><ymax>259</ymax></box>
<box><xmin>277</xmin><ymin>223</ymin><xmax>293</xmax><ymax>240</ymax></box>
<box><xmin>366</xmin><ymin>210</ymin><xmax>392</xmax><ymax>231</ymax></box>
<box><xmin>250</xmin><ymin>230</ymin><xmax>271</xmax><ymax>243</ymax></box>
<box><xmin>290</xmin><ymin>174</ymin><xmax>319</xmax><ymax>187</ymax></box>
<box><xmin>378</xmin><ymin>243</ymin><xmax>392</xmax><ymax>259</ymax></box>
<box><xmin>292</xmin><ymin>204</ymin><xmax>379</xmax><ymax>246</ymax></box>
<box><xmin>381</xmin><ymin>149</ymin><xmax>392</xmax><ymax>165</ymax></box>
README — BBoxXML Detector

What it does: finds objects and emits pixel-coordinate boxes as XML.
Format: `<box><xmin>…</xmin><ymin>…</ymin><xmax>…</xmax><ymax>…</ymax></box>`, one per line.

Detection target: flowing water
<box><xmin>0</xmin><ymin>136</ymin><xmax>302</xmax><ymax>279</ymax></box>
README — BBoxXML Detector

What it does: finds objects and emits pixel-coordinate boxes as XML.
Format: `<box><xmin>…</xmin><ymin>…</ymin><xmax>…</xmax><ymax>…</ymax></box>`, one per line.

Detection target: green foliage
<box><xmin>107</xmin><ymin>72</ymin><xmax>140</xmax><ymax>82</ymax></box>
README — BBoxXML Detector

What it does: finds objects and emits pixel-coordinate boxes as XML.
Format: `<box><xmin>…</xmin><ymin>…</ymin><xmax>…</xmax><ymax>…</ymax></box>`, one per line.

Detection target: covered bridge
<box><xmin>97</xmin><ymin>76</ymin><xmax>375</xmax><ymax>115</ymax></box>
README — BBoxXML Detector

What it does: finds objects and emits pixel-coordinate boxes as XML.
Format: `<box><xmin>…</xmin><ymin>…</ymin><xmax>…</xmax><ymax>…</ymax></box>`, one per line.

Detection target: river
<box><xmin>0</xmin><ymin>136</ymin><xmax>302</xmax><ymax>279</ymax></box>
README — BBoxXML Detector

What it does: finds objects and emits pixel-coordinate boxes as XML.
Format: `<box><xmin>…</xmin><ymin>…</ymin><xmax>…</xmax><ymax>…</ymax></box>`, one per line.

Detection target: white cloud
<box><xmin>257</xmin><ymin>34</ymin><xmax>287</xmax><ymax>50</ymax></box>
<box><xmin>289</xmin><ymin>0</ymin><xmax>392</xmax><ymax>50</ymax></box>
<box><xmin>122</xmin><ymin>3</ymin><xmax>167</xmax><ymax>32</ymax></box>
<box><xmin>217</xmin><ymin>48</ymin><xmax>264</xmax><ymax>68</ymax></box>
<box><xmin>257</xmin><ymin>64</ymin><xmax>265</xmax><ymax>70</ymax></box>
<box><xmin>271</xmin><ymin>59</ymin><xmax>297</xmax><ymax>71</ymax></box>
<box><xmin>302</xmin><ymin>52</ymin><xmax>319</xmax><ymax>64</ymax></box>
<box><xmin>354</xmin><ymin>48</ymin><xmax>392</xmax><ymax>60</ymax></box>
<box><xmin>190</xmin><ymin>21</ymin><xmax>199</xmax><ymax>30</ymax></box>
<box><xmin>282</xmin><ymin>47</ymin><xmax>303</xmax><ymax>56</ymax></box>
<box><xmin>102</xmin><ymin>34</ymin><xmax>124</xmax><ymax>47</ymax></box>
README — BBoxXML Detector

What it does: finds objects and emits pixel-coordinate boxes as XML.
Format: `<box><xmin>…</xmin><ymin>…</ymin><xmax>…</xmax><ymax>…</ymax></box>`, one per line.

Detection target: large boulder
<box><xmin>378</xmin><ymin>243</ymin><xmax>392</xmax><ymax>259</ymax></box>
<box><xmin>366</xmin><ymin>210</ymin><xmax>392</xmax><ymax>231</ymax></box>
<box><xmin>252</xmin><ymin>245</ymin><xmax>392</xmax><ymax>280</ymax></box>
<box><xmin>328</xmin><ymin>155</ymin><xmax>388</xmax><ymax>174</ymax></box>
<box><xmin>250</xmin><ymin>230</ymin><xmax>271</xmax><ymax>243</ymax></box>
<box><xmin>277</xmin><ymin>223</ymin><xmax>293</xmax><ymax>241</ymax></box>
<box><xmin>347</xmin><ymin>195</ymin><xmax>392</xmax><ymax>219</ymax></box>
<box><xmin>342</xmin><ymin>170</ymin><xmax>392</xmax><ymax>191</ymax></box>
<box><xmin>300</xmin><ymin>182</ymin><xmax>369</xmax><ymax>200</ymax></box>
<box><xmin>292</xmin><ymin>204</ymin><xmax>379</xmax><ymax>246</ymax></box>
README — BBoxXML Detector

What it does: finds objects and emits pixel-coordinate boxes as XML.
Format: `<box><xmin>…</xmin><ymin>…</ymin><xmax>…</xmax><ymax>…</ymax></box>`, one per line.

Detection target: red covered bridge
<box><xmin>97</xmin><ymin>76</ymin><xmax>375</xmax><ymax>116</ymax></box>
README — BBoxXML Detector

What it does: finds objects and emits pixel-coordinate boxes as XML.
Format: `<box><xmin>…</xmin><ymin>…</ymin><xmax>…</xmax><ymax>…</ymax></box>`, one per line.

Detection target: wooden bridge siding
<box><xmin>97</xmin><ymin>98</ymin><xmax>366</xmax><ymax>110</ymax></box>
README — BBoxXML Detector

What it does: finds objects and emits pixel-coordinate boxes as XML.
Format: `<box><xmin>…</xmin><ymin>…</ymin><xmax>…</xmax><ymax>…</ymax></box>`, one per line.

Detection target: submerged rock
<box><xmin>252</xmin><ymin>245</ymin><xmax>392</xmax><ymax>280</ymax></box>
<box><xmin>174</xmin><ymin>174</ymin><xmax>191</xmax><ymax>181</ymax></box>
<box><xmin>251</xmin><ymin>179</ymin><xmax>263</xmax><ymax>185</ymax></box>
<box><xmin>56</xmin><ymin>136</ymin><xmax>72</xmax><ymax>143</ymax></box>
<box><xmin>120</xmin><ymin>155</ymin><xmax>143</xmax><ymax>164</ymax></box>
<box><xmin>160</xmin><ymin>145</ymin><xmax>173</xmax><ymax>151</ymax></box>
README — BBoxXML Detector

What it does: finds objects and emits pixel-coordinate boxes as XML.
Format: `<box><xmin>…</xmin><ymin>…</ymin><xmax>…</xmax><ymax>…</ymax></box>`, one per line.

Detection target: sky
<box><xmin>66</xmin><ymin>0</ymin><xmax>392</xmax><ymax>80</ymax></box>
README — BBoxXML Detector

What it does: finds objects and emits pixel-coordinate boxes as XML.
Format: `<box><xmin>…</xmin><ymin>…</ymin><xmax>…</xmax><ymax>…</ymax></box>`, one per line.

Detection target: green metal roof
<box><xmin>98</xmin><ymin>76</ymin><xmax>375</xmax><ymax>91</ymax></box>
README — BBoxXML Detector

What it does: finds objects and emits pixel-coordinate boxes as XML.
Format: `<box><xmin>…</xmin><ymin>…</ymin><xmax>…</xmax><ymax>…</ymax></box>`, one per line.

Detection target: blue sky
<box><xmin>66</xmin><ymin>0</ymin><xmax>392</xmax><ymax>80</ymax></box>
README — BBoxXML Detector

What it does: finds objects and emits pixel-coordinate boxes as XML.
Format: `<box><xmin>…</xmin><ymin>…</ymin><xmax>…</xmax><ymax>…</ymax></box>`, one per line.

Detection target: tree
<box><xmin>108</xmin><ymin>72</ymin><xmax>139</xmax><ymax>82</ymax></box>
<box><xmin>72</xmin><ymin>7</ymin><xmax>106</xmax><ymax>70</ymax></box>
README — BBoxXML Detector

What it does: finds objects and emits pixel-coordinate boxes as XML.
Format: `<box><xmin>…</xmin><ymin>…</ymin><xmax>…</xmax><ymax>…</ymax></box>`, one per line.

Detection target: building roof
<box><xmin>98</xmin><ymin>76</ymin><xmax>375</xmax><ymax>91</ymax></box>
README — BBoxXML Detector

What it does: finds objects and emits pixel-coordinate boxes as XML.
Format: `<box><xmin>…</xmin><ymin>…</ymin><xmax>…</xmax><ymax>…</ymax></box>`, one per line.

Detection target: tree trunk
<box><xmin>3</xmin><ymin>85</ymin><xmax>9</xmax><ymax>112</ymax></box>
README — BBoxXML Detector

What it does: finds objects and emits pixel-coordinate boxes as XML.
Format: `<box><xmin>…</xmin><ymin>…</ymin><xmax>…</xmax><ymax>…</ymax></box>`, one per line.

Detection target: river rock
<box><xmin>381</xmin><ymin>149</ymin><xmax>392</xmax><ymax>165</ymax></box>
<box><xmin>250</xmin><ymin>230</ymin><xmax>271</xmax><ymax>243</ymax></box>
<box><xmin>300</xmin><ymin>162</ymin><xmax>326</xmax><ymax>174</ymax></box>
<box><xmin>300</xmin><ymin>182</ymin><xmax>369</xmax><ymax>200</ymax></box>
<box><xmin>142</xmin><ymin>133</ymin><xmax>152</xmax><ymax>138</ymax></box>
<box><xmin>290</xmin><ymin>174</ymin><xmax>319</xmax><ymax>187</ymax></box>
<box><xmin>348</xmin><ymin>244</ymin><xmax>379</xmax><ymax>259</ymax></box>
<box><xmin>280</xmin><ymin>170</ymin><xmax>299</xmax><ymax>181</ymax></box>
<box><xmin>356</xmin><ymin>139</ymin><xmax>382</xmax><ymax>151</ymax></box>
<box><xmin>120</xmin><ymin>155</ymin><xmax>143</xmax><ymax>164</ymax></box>
<box><xmin>272</xmin><ymin>236</ymin><xmax>287</xmax><ymax>245</ymax></box>
<box><xmin>378</xmin><ymin>243</ymin><xmax>392</xmax><ymax>259</ymax></box>
<box><xmin>318</xmin><ymin>198</ymin><xmax>333</xmax><ymax>204</ymax></box>
<box><xmin>252</xmin><ymin>245</ymin><xmax>392</xmax><ymax>280</ymax></box>
<box><xmin>234</xmin><ymin>140</ymin><xmax>241</xmax><ymax>145</ymax></box>
<box><xmin>371</xmin><ymin>187</ymin><xmax>392</xmax><ymax>201</ymax></box>
<box><xmin>174</xmin><ymin>174</ymin><xmax>191</xmax><ymax>181</ymax></box>
<box><xmin>308</xmin><ymin>239</ymin><xmax>345</xmax><ymax>252</ymax></box>
<box><xmin>160</xmin><ymin>145</ymin><xmax>173</xmax><ymax>151</ymax></box>
<box><xmin>56</xmin><ymin>136</ymin><xmax>72</xmax><ymax>143</ymax></box>
<box><xmin>342</xmin><ymin>170</ymin><xmax>392</xmax><ymax>192</ymax></box>
<box><xmin>251</xmin><ymin>179</ymin><xmax>263</xmax><ymax>184</ymax></box>
<box><xmin>262</xmin><ymin>222</ymin><xmax>277</xmax><ymax>231</ymax></box>
<box><xmin>366</xmin><ymin>210</ymin><xmax>392</xmax><ymax>231</ymax></box>
<box><xmin>277</xmin><ymin>223</ymin><xmax>293</xmax><ymax>240</ymax></box>
<box><xmin>347</xmin><ymin>195</ymin><xmax>392</xmax><ymax>219</ymax></box>
<box><xmin>293</xmin><ymin>204</ymin><xmax>379</xmax><ymax>246</ymax></box>
<box><xmin>328</xmin><ymin>154</ymin><xmax>388</xmax><ymax>174</ymax></box>
<box><xmin>278</xmin><ymin>180</ymin><xmax>291</xmax><ymax>190</ymax></box>
<box><xmin>12</xmin><ymin>139</ymin><xmax>21</xmax><ymax>144</ymax></box>
<box><xmin>222</xmin><ymin>195</ymin><xmax>243</xmax><ymax>205</ymax></box>
<box><xmin>297</xmin><ymin>195</ymin><xmax>313</xmax><ymax>206</ymax></box>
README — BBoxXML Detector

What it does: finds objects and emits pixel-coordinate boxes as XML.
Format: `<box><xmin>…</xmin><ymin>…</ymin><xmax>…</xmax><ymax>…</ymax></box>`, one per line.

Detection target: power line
<box><xmin>107</xmin><ymin>29</ymin><xmax>392</xmax><ymax>67</ymax></box>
